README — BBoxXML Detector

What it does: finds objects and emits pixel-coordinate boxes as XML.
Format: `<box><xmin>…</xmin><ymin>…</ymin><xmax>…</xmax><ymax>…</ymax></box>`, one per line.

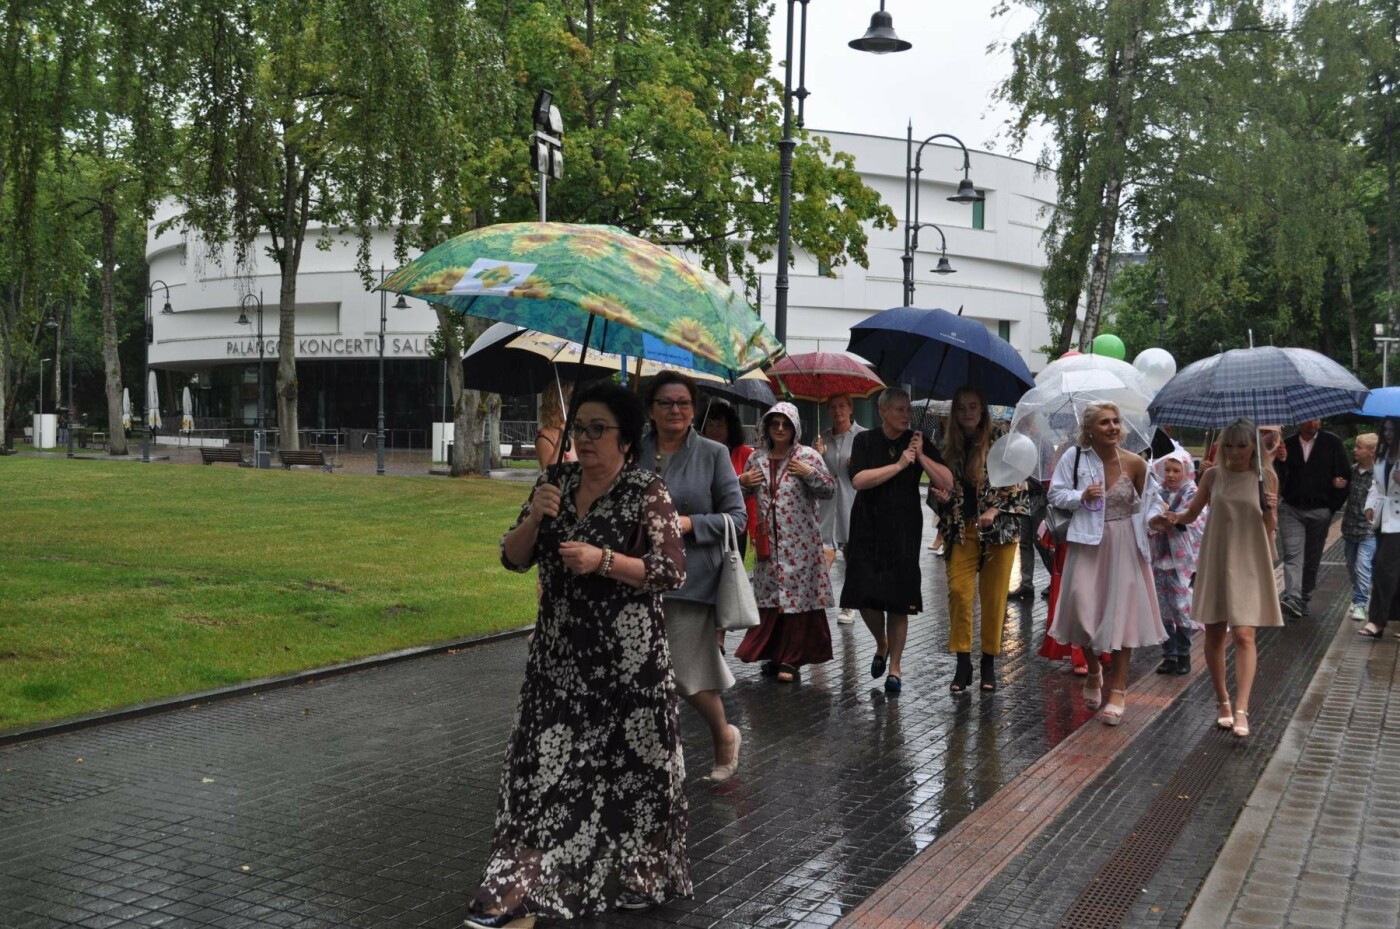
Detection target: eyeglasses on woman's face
<box><xmin>570</xmin><ymin>421</ymin><xmax>620</xmax><ymax>441</ymax></box>
<box><xmin>652</xmin><ymin>398</ymin><xmax>693</xmax><ymax>412</ymax></box>
<box><xmin>768</xmin><ymin>418</ymin><xmax>793</xmax><ymax>433</ymax></box>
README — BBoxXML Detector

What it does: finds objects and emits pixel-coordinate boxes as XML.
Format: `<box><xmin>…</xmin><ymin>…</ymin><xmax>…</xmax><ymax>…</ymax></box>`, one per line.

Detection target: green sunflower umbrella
<box><xmin>379</xmin><ymin>222</ymin><xmax>782</xmax><ymax>380</ymax></box>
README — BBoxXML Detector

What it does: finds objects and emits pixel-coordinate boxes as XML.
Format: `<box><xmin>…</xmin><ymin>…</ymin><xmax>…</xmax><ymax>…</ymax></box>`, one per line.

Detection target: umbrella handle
<box><xmin>542</xmin><ymin>313</ymin><xmax>598</xmax><ymax>531</ymax></box>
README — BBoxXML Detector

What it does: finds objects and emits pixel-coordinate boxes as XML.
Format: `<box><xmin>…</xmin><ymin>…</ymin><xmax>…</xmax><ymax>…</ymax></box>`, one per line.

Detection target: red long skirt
<box><xmin>736</xmin><ymin>608</ymin><xmax>833</xmax><ymax>668</ymax></box>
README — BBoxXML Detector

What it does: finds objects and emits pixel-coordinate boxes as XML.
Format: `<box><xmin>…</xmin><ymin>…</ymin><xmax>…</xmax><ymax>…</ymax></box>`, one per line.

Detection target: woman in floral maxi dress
<box><xmin>736</xmin><ymin>402</ymin><xmax>836</xmax><ymax>683</ymax></box>
<box><xmin>467</xmin><ymin>383</ymin><xmax>690</xmax><ymax>928</ymax></box>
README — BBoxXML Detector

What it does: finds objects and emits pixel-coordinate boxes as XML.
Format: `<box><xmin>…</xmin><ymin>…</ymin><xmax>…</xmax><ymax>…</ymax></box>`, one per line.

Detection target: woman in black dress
<box><xmin>466</xmin><ymin>382</ymin><xmax>690</xmax><ymax>928</ymax></box>
<box><xmin>840</xmin><ymin>387</ymin><xmax>953</xmax><ymax>693</ymax></box>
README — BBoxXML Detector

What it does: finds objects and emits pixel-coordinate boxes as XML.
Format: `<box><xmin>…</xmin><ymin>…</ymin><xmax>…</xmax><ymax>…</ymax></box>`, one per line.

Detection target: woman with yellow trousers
<box><xmin>930</xmin><ymin>386</ymin><xmax>1030</xmax><ymax>693</ymax></box>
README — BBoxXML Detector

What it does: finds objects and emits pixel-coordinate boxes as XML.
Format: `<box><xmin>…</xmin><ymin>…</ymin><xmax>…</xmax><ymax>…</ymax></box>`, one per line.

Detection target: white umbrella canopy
<box><xmin>146</xmin><ymin>370</ymin><xmax>162</xmax><ymax>430</ymax></box>
<box><xmin>1009</xmin><ymin>354</ymin><xmax>1155</xmax><ymax>480</ymax></box>
<box><xmin>180</xmin><ymin>385</ymin><xmax>194</xmax><ymax>434</ymax></box>
<box><xmin>121</xmin><ymin>388</ymin><xmax>131</xmax><ymax>432</ymax></box>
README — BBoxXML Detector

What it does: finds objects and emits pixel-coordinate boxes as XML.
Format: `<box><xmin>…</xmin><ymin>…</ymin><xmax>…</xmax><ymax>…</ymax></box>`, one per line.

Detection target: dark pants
<box><xmin>1369</xmin><ymin>533</ymin><xmax>1400</xmax><ymax>630</ymax></box>
<box><xmin>1019</xmin><ymin>514</ymin><xmax>1053</xmax><ymax>587</ymax></box>
<box><xmin>1162</xmin><ymin>622</ymin><xmax>1192</xmax><ymax>659</ymax></box>
<box><xmin>1278</xmin><ymin>502</ymin><xmax>1332</xmax><ymax>604</ymax></box>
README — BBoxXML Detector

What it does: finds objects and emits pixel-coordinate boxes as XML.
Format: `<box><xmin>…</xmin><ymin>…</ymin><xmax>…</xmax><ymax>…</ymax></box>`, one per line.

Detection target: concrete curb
<box><xmin>0</xmin><ymin>625</ymin><xmax>531</xmax><ymax>748</ymax></box>
<box><xmin>1178</xmin><ymin>594</ymin><xmax>1355</xmax><ymax>928</ymax></box>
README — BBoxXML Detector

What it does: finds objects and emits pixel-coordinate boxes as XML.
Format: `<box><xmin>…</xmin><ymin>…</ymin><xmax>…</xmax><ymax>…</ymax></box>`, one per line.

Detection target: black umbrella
<box><xmin>701</xmin><ymin>376</ymin><xmax>776</xmax><ymax>409</ymax></box>
<box><xmin>461</xmin><ymin>322</ymin><xmax>615</xmax><ymax>395</ymax></box>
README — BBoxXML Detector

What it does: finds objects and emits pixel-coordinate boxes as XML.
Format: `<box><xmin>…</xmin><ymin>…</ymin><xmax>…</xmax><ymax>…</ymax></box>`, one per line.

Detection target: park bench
<box><xmin>279</xmin><ymin>448</ymin><xmax>336</xmax><ymax>472</ymax></box>
<box><xmin>200</xmin><ymin>446</ymin><xmax>250</xmax><ymax>466</ymax></box>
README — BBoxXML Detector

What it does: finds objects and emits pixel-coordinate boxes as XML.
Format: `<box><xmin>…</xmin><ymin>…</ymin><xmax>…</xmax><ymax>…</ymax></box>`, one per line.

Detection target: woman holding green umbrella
<box><xmin>467</xmin><ymin>382</ymin><xmax>690</xmax><ymax>927</ymax></box>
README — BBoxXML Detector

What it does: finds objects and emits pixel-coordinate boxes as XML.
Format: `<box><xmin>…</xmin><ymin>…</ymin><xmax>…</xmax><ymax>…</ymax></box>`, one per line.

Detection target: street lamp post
<box><xmin>1376</xmin><ymin>323</ymin><xmax>1400</xmax><ymax>387</ymax></box>
<box><xmin>373</xmin><ymin>272</ymin><xmax>409</xmax><ymax>477</ymax></box>
<box><xmin>908</xmin><ymin>222</ymin><xmax>958</xmax><ymax>278</ymax></box>
<box><xmin>775</xmin><ymin>1</ymin><xmax>910</xmax><ymax>346</ymax></box>
<box><xmin>531</xmin><ymin>90</ymin><xmax>563</xmax><ymax>222</ymax></box>
<box><xmin>235</xmin><ymin>292</ymin><xmax>267</xmax><ymax>468</ymax></box>
<box><xmin>144</xmin><ymin>281</ymin><xmax>172</xmax><ymax>463</ymax></box>
<box><xmin>42</xmin><ymin>298</ymin><xmax>74</xmax><ymax>456</ymax></box>
<box><xmin>37</xmin><ymin>358</ymin><xmax>50</xmax><ymax>443</ymax></box>
<box><xmin>902</xmin><ymin>127</ymin><xmax>983</xmax><ymax>307</ymax></box>
<box><xmin>46</xmin><ymin>298</ymin><xmax>76</xmax><ymax>457</ymax></box>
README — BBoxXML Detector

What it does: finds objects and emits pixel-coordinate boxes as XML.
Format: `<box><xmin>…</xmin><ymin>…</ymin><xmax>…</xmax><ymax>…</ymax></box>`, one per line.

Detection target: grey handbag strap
<box><xmin>721</xmin><ymin>513</ymin><xmax>738</xmax><ymax>554</ymax></box>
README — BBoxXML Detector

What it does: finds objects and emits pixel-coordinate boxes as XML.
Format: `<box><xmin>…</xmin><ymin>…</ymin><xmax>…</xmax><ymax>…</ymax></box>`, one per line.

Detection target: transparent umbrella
<box><xmin>1008</xmin><ymin>354</ymin><xmax>1155</xmax><ymax>480</ymax></box>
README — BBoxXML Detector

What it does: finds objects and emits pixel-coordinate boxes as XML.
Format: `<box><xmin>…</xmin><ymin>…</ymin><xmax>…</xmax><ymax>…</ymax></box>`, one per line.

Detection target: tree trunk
<box><xmin>1388</xmin><ymin>117</ymin><xmax>1398</xmax><ymax>335</ymax></box>
<box><xmin>100</xmin><ymin>196</ymin><xmax>127</xmax><ymax>455</ymax></box>
<box><xmin>275</xmin><ymin>263</ymin><xmax>299</xmax><ymax>449</ymax></box>
<box><xmin>487</xmin><ymin>394</ymin><xmax>503</xmax><ymax>469</ymax></box>
<box><xmin>0</xmin><ymin>288</ymin><xmax>10</xmax><ymax>451</ymax></box>
<box><xmin>275</xmin><ymin>144</ymin><xmax>305</xmax><ymax>450</ymax></box>
<box><xmin>1078</xmin><ymin>9</ymin><xmax>1144</xmax><ymax>349</ymax></box>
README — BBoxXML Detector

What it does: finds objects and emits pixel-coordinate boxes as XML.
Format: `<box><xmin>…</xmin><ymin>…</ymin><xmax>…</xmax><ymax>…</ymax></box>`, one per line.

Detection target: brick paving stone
<box><xmin>0</xmin><ymin>529</ymin><xmax>1100</xmax><ymax>929</ymax></box>
<box><xmin>4</xmin><ymin>509</ymin><xmax>1373</xmax><ymax>929</ymax></box>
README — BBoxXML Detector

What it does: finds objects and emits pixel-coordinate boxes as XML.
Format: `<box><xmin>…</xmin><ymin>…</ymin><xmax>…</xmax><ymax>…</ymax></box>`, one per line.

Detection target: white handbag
<box><xmin>715</xmin><ymin>514</ymin><xmax>761</xmax><ymax>631</ymax></box>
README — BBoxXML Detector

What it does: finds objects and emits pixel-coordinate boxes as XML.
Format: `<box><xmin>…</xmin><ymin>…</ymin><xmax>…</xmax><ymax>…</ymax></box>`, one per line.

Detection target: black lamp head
<box><xmin>849</xmin><ymin>7</ymin><xmax>911</xmax><ymax>55</ymax></box>
<box><xmin>948</xmin><ymin>178</ymin><xmax>984</xmax><ymax>204</ymax></box>
<box><xmin>933</xmin><ymin>255</ymin><xmax>956</xmax><ymax>275</ymax></box>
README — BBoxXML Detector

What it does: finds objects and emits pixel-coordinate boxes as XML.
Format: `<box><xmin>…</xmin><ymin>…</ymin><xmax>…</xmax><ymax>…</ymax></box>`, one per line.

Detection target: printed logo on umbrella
<box><xmin>448</xmin><ymin>259</ymin><xmax>539</xmax><ymax>296</ymax></box>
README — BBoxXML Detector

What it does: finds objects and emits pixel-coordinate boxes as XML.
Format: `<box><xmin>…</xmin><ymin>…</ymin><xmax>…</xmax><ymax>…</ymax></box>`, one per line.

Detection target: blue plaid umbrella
<box><xmin>847</xmin><ymin>306</ymin><xmax>1034</xmax><ymax>405</ymax></box>
<box><xmin>1148</xmin><ymin>347</ymin><xmax>1368</xmax><ymax>428</ymax></box>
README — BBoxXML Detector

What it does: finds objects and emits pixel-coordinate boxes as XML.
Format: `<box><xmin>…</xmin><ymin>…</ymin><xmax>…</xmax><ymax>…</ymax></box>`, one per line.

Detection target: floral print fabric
<box><xmin>931</xmin><ymin>425</ymin><xmax>1030</xmax><ymax>554</ymax></box>
<box><xmin>746</xmin><ymin>444</ymin><xmax>835</xmax><ymax>612</ymax></box>
<box><xmin>476</xmin><ymin>464</ymin><xmax>690</xmax><ymax>919</ymax></box>
<box><xmin>1149</xmin><ymin>480</ymin><xmax>1206</xmax><ymax>633</ymax></box>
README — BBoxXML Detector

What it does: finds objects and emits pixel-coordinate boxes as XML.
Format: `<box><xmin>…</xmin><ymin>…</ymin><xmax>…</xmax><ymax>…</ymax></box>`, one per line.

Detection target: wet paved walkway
<box><xmin>0</xmin><ymin>523</ymin><xmax>1366</xmax><ymax>928</ymax></box>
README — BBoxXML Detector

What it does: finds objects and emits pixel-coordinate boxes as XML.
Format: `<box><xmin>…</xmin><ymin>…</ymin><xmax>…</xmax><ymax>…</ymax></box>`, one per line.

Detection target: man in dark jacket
<box><xmin>1273</xmin><ymin>419</ymin><xmax>1350</xmax><ymax>616</ymax></box>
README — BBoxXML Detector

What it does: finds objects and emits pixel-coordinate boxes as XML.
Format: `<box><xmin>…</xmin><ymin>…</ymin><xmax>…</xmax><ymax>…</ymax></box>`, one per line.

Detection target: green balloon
<box><xmin>1092</xmin><ymin>333</ymin><xmax>1126</xmax><ymax>360</ymax></box>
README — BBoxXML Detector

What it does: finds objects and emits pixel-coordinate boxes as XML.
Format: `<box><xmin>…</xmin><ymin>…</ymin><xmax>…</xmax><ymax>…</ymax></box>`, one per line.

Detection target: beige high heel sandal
<box><xmin>1100</xmin><ymin>689</ymin><xmax>1126</xmax><ymax>726</ymax></box>
<box><xmin>1216</xmin><ymin>700</ymin><xmax>1233</xmax><ymax>730</ymax></box>
<box><xmin>1232</xmin><ymin>709</ymin><xmax>1250</xmax><ymax>738</ymax></box>
<box><xmin>1083</xmin><ymin>671</ymin><xmax>1104</xmax><ymax>710</ymax></box>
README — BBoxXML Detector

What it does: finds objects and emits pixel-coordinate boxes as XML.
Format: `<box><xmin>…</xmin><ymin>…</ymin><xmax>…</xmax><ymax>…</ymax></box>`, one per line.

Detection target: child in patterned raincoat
<box><xmin>1149</xmin><ymin>444</ymin><xmax>1207</xmax><ymax>675</ymax></box>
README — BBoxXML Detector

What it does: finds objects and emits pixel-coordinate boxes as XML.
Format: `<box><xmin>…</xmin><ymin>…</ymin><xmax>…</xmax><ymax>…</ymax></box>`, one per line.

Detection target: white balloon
<box><xmin>987</xmin><ymin>432</ymin><xmax>1039</xmax><ymax>488</ymax></box>
<box><xmin>1133</xmin><ymin>347</ymin><xmax>1178</xmax><ymax>394</ymax></box>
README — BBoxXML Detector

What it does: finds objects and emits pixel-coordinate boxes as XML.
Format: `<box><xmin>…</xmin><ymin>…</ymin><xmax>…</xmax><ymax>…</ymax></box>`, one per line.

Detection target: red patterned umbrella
<box><xmin>767</xmin><ymin>352</ymin><xmax>885</xmax><ymax>402</ymax></box>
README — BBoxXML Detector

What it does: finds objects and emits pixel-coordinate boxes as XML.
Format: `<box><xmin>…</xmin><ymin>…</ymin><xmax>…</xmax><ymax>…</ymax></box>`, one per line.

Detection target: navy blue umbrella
<box><xmin>847</xmin><ymin>305</ymin><xmax>1035</xmax><ymax>405</ymax></box>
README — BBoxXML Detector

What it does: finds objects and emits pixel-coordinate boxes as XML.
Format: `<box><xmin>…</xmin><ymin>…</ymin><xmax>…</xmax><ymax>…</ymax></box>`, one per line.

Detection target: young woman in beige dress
<box><xmin>1168</xmin><ymin>418</ymin><xmax>1282</xmax><ymax>738</ymax></box>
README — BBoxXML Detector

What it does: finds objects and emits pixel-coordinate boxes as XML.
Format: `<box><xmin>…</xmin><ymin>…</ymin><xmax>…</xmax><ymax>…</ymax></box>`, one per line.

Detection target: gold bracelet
<box><xmin>596</xmin><ymin>546</ymin><xmax>613</xmax><ymax>576</ymax></box>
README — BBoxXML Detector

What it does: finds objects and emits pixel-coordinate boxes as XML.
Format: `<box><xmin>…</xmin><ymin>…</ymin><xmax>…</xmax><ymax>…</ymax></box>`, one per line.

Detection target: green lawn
<box><xmin>0</xmin><ymin>458</ymin><xmax>538</xmax><ymax>732</ymax></box>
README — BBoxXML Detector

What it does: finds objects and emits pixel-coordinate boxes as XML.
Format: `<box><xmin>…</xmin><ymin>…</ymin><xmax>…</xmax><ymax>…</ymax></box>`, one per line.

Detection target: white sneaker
<box><xmin>837</xmin><ymin>609</ymin><xmax>856</xmax><ymax>624</ymax></box>
<box><xmin>1351</xmin><ymin>604</ymin><xmax>1368</xmax><ymax>621</ymax></box>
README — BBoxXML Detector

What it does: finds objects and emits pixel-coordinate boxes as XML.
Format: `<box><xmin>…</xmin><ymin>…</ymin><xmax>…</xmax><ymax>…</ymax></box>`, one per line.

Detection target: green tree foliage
<box><xmin>0</xmin><ymin>0</ymin><xmax>80</xmax><ymax>446</ymax></box>
<box><xmin>176</xmin><ymin>0</ymin><xmax>513</xmax><ymax>450</ymax></box>
<box><xmin>1000</xmin><ymin>0</ymin><xmax>1400</xmax><ymax>381</ymax></box>
<box><xmin>471</xmin><ymin>0</ymin><xmax>894</xmax><ymax>294</ymax></box>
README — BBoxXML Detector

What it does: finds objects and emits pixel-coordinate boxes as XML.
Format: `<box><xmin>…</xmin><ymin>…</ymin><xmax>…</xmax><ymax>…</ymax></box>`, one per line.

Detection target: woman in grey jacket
<box><xmin>641</xmin><ymin>371</ymin><xmax>748</xmax><ymax>783</ymax></box>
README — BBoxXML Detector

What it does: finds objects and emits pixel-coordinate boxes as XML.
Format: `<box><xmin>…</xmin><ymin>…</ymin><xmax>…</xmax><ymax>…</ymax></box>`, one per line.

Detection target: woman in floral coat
<box><xmin>929</xmin><ymin>386</ymin><xmax>1030</xmax><ymax>693</ymax></box>
<box><xmin>735</xmin><ymin>402</ymin><xmax>836</xmax><ymax>683</ymax></box>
